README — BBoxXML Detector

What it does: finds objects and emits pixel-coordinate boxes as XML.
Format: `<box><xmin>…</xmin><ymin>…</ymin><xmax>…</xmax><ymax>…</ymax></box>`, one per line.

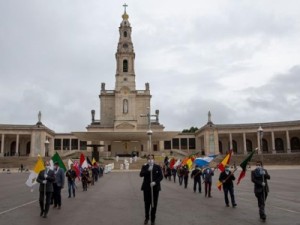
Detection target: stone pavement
<box><xmin>0</xmin><ymin>168</ymin><xmax>299</xmax><ymax>225</ymax></box>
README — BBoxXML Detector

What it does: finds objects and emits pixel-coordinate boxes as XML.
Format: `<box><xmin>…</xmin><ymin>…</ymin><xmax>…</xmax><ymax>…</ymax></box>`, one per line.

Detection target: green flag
<box><xmin>237</xmin><ymin>151</ymin><xmax>255</xmax><ymax>185</ymax></box>
<box><xmin>51</xmin><ymin>152</ymin><xmax>67</xmax><ymax>172</ymax></box>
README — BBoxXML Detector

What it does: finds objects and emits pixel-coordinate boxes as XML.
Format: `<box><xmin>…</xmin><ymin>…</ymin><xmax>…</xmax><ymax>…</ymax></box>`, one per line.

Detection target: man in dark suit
<box><xmin>251</xmin><ymin>161</ymin><xmax>271</xmax><ymax>221</ymax></box>
<box><xmin>219</xmin><ymin>165</ymin><xmax>237</xmax><ymax>207</ymax></box>
<box><xmin>36</xmin><ymin>161</ymin><xmax>55</xmax><ymax>218</ymax></box>
<box><xmin>140</xmin><ymin>155</ymin><xmax>163</xmax><ymax>225</ymax></box>
<box><xmin>53</xmin><ymin>161</ymin><xmax>65</xmax><ymax>209</ymax></box>
<box><xmin>191</xmin><ymin>165</ymin><xmax>202</xmax><ymax>193</ymax></box>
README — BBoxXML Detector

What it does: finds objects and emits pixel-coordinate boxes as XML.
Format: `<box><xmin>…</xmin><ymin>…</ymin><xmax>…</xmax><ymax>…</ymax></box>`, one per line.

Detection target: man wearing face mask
<box><xmin>140</xmin><ymin>155</ymin><xmax>163</xmax><ymax>225</ymax></box>
<box><xmin>218</xmin><ymin>165</ymin><xmax>237</xmax><ymax>207</ymax></box>
<box><xmin>53</xmin><ymin>161</ymin><xmax>65</xmax><ymax>209</ymax></box>
<box><xmin>37</xmin><ymin>161</ymin><xmax>55</xmax><ymax>218</ymax></box>
<box><xmin>251</xmin><ymin>161</ymin><xmax>271</xmax><ymax>221</ymax></box>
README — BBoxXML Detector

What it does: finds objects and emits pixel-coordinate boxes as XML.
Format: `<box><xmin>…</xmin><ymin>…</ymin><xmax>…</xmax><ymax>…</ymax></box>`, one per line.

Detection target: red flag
<box><xmin>73</xmin><ymin>160</ymin><xmax>81</xmax><ymax>181</ymax></box>
<box><xmin>169</xmin><ymin>158</ymin><xmax>176</xmax><ymax>169</ymax></box>
<box><xmin>80</xmin><ymin>153</ymin><xmax>88</xmax><ymax>168</ymax></box>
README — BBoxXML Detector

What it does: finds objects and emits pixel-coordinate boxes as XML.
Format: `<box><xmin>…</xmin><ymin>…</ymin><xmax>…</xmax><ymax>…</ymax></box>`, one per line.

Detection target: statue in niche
<box><xmin>123</xmin><ymin>99</ymin><xmax>128</xmax><ymax>114</ymax></box>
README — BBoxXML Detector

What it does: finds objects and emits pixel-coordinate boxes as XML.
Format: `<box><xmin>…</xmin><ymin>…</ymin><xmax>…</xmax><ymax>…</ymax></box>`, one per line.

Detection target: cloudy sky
<box><xmin>1</xmin><ymin>0</ymin><xmax>300</xmax><ymax>132</ymax></box>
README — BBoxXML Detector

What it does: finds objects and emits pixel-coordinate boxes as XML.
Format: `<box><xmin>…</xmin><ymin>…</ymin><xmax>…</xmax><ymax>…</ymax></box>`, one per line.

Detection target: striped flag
<box><xmin>218</xmin><ymin>150</ymin><xmax>232</xmax><ymax>172</ymax></box>
<box><xmin>237</xmin><ymin>151</ymin><xmax>255</xmax><ymax>185</ymax></box>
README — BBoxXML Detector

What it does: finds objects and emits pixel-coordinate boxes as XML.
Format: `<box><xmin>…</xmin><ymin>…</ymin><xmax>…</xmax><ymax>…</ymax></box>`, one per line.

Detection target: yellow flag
<box><xmin>186</xmin><ymin>158</ymin><xmax>193</xmax><ymax>169</ymax></box>
<box><xmin>33</xmin><ymin>157</ymin><xmax>45</xmax><ymax>173</ymax></box>
<box><xmin>25</xmin><ymin>157</ymin><xmax>45</xmax><ymax>187</ymax></box>
<box><xmin>92</xmin><ymin>157</ymin><xmax>96</xmax><ymax>165</ymax></box>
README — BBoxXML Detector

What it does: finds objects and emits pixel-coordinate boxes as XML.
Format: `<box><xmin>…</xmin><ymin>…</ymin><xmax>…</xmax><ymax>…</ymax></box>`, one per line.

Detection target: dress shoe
<box><xmin>151</xmin><ymin>222</ymin><xmax>155</xmax><ymax>225</ymax></box>
<box><xmin>226</xmin><ymin>204</ymin><xmax>229</xmax><ymax>207</ymax></box>
<box><xmin>43</xmin><ymin>213</ymin><xmax>47</xmax><ymax>218</ymax></box>
<box><xmin>40</xmin><ymin>211</ymin><xmax>44</xmax><ymax>217</ymax></box>
<box><xmin>232</xmin><ymin>203</ymin><xmax>237</xmax><ymax>208</ymax></box>
<box><xmin>144</xmin><ymin>219</ymin><xmax>149</xmax><ymax>224</ymax></box>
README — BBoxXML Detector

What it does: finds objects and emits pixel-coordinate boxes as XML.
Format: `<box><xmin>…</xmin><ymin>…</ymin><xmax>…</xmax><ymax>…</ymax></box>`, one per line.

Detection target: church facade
<box><xmin>1</xmin><ymin>9</ymin><xmax>300</xmax><ymax>159</ymax></box>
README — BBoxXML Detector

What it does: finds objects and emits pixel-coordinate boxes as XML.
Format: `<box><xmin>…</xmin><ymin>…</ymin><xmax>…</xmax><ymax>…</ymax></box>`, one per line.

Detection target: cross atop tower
<box><xmin>123</xmin><ymin>3</ymin><xmax>128</xmax><ymax>13</ymax></box>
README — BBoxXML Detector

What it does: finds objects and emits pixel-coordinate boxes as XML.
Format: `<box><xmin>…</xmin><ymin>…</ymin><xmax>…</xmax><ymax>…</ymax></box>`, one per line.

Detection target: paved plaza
<box><xmin>0</xmin><ymin>167</ymin><xmax>299</xmax><ymax>225</ymax></box>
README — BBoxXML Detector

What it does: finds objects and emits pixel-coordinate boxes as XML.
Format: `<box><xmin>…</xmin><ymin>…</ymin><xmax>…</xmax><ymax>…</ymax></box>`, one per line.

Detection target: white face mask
<box><xmin>148</xmin><ymin>159</ymin><xmax>154</xmax><ymax>164</ymax></box>
<box><xmin>256</xmin><ymin>165</ymin><xmax>261</xmax><ymax>169</ymax></box>
<box><xmin>46</xmin><ymin>165</ymin><xmax>51</xmax><ymax>170</ymax></box>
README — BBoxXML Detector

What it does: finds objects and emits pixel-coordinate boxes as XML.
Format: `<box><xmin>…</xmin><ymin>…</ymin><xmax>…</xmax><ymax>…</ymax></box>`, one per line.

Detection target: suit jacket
<box><xmin>251</xmin><ymin>168</ymin><xmax>271</xmax><ymax>194</ymax></box>
<box><xmin>37</xmin><ymin>169</ymin><xmax>55</xmax><ymax>192</ymax></box>
<box><xmin>202</xmin><ymin>168</ymin><xmax>214</xmax><ymax>183</ymax></box>
<box><xmin>191</xmin><ymin>168</ymin><xmax>202</xmax><ymax>180</ymax></box>
<box><xmin>54</xmin><ymin>167</ymin><xmax>65</xmax><ymax>187</ymax></box>
<box><xmin>219</xmin><ymin>171</ymin><xmax>235</xmax><ymax>188</ymax></box>
<box><xmin>140</xmin><ymin>163</ymin><xmax>163</xmax><ymax>192</ymax></box>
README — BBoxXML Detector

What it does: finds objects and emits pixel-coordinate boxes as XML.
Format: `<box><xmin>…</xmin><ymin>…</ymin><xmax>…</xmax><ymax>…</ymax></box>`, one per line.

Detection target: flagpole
<box><xmin>218</xmin><ymin>168</ymin><xmax>237</xmax><ymax>189</ymax></box>
<box><xmin>257</xmin><ymin>126</ymin><xmax>266</xmax><ymax>207</ymax></box>
<box><xmin>141</xmin><ymin>107</ymin><xmax>158</xmax><ymax>209</ymax></box>
<box><xmin>43</xmin><ymin>170</ymin><xmax>46</xmax><ymax>214</ymax></box>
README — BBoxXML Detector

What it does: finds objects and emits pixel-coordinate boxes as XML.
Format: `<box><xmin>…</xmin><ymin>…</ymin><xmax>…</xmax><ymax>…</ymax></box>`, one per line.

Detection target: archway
<box><xmin>10</xmin><ymin>141</ymin><xmax>16</xmax><ymax>156</ymax></box>
<box><xmin>291</xmin><ymin>137</ymin><xmax>300</xmax><ymax>152</ymax></box>
<box><xmin>219</xmin><ymin>141</ymin><xmax>223</xmax><ymax>154</ymax></box>
<box><xmin>26</xmin><ymin>142</ymin><xmax>31</xmax><ymax>156</ymax></box>
<box><xmin>246</xmin><ymin>139</ymin><xmax>252</xmax><ymax>152</ymax></box>
<box><xmin>262</xmin><ymin>138</ymin><xmax>268</xmax><ymax>152</ymax></box>
<box><xmin>275</xmin><ymin>138</ymin><xmax>284</xmax><ymax>152</ymax></box>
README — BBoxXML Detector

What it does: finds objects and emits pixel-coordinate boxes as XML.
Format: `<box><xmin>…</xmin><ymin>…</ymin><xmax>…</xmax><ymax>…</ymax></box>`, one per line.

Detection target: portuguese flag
<box><xmin>237</xmin><ymin>151</ymin><xmax>255</xmax><ymax>185</ymax></box>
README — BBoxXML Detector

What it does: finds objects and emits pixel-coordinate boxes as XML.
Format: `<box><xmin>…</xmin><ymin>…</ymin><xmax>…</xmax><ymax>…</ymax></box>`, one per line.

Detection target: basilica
<box><xmin>1</xmin><ymin>9</ymin><xmax>300</xmax><ymax>159</ymax></box>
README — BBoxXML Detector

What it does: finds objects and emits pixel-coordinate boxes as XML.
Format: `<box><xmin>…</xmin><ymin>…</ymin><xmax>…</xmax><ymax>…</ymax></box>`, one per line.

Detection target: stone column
<box><xmin>243</xmin><ymin>133</ymin><xmax>247</xmax><ymax>155</ymax></box>
<box><xmin>257</xmin><ymin>132</ymin><xmax>261</xmax><ymax>154</ymax></box>
<box><xmin>187</xmin><ymin>138</ymin><xmax>190</xmax><ymax>154</ymax></box>
<box><xmin>16</xmin><ymin>134</ymin><xmax>20</xmax><ymax>156</ymax></box>
<box><xmin>271</xmin><ymin>132</ymin><xmax>276</xmax><ymax>154</ymax></box>
<box><xmin>69</xmin><ymin>138</ymin><xmax>72</xmax><ymax>151</ymax></box>
<box><xmin>78</xmin><ymin>139</ymin><xmax>80</xmax><ymax>150</ymax></box>
<box><xmin>60</xmin><ymin>139</ymin><xmax>63</xmax><ymax>151</ymax></box>
<box><xmin>1</xmin><ymin>134</ymin><xmax>5</xmax><ymax>157</ymax></box>
<box><xmin>229</xmin><ymin>133</ymin><xmax>233</xmax><ymax>150</ymax></box>
<box><xmin>286</xmin><ymin>130</ymin><xmax>291</xmax><ymax>153</ymax></box>
<box><xmin>30</xmin><ymin>133</ymin><xmax>35</xmax><ymax>157</ymax></box>
<box><xmin>179</xmin><ymin>138</ymin><xmax>181</xmax><ymax>151</ymax></box>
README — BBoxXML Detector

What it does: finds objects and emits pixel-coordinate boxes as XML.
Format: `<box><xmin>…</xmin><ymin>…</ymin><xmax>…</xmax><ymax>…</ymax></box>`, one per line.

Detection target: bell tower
<box><xmin>115</xmin><ymin>4</ymin><xmax>136</xmax><ymax>92</ymax></box>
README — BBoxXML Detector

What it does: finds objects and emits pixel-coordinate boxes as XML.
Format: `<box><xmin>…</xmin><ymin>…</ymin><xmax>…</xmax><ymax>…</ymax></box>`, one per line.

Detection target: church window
<box><xmin>124</xmin><ymin>31</ymin><xmax>127</xmax><ymax>37</ymax></box>
<box><xmin>123</xmin><ymin>60</ymin><xmax>128</xmax><ymax>72</ymax></box>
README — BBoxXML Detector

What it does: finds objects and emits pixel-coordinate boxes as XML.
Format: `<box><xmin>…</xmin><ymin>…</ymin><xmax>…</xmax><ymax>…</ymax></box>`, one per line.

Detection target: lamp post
<box><xmin>257</xmin><ymin>126</ymin><xmax>264</xmax><ymax>162</ymax></box>
<box><xmin>45</xmin><ymin>138</ymin><xmax>50</xmax><ymax>157</ymax></box>
<box><xmin>140</xmin><ymin>107</ymin><xmax>158</xmax><ymax>154</ymax></box>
